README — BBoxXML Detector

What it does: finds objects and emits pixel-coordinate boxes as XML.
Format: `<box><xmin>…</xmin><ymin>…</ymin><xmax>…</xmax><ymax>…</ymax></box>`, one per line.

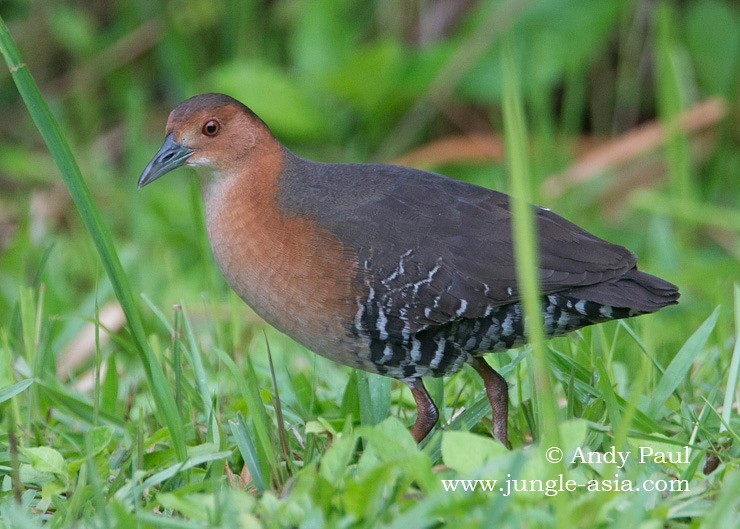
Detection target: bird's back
<box><xmin>275</xmin><ymin>149</ymin><xmax>678</xmax><ymax>378</ymax></box>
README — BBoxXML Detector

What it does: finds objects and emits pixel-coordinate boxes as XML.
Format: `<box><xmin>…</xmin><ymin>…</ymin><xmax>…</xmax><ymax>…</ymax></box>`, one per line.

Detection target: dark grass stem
<box><xmin>265</xmin><ymin>332</ymin><xmax>292</xmax><ymax>479</ymax></box>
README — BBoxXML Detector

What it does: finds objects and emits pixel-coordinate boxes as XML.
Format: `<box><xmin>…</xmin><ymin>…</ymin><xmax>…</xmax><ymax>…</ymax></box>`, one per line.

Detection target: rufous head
<box><xmin>138</xmin><ymin>93</ymin><xmax>270</xmax><ymax>188</ymax></box>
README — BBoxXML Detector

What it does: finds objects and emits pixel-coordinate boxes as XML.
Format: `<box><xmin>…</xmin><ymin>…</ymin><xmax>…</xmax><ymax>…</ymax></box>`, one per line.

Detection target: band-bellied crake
<box><xmin>139</xmin><ymin>93</ymin><xmax>679</xmax><ymax>447</ymax></box>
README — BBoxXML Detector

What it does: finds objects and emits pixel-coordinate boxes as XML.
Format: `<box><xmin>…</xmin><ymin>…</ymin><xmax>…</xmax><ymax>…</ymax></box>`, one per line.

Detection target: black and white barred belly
<box><xmin>353</xmin><ymin>293</ymin><xmax>638</xmax><ymax>381</ymax></box>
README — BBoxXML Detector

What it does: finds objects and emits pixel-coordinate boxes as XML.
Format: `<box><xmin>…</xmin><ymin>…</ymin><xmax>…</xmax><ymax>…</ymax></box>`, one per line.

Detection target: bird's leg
<box><xmin>407</xmin><ymin>379</ymin><xmax>439</xmax><ymax>443</ymax></box>
<box><xmin>471</xmin><ymin>357</ymin><xmax>511</xmax><ymax>448</ymax></box>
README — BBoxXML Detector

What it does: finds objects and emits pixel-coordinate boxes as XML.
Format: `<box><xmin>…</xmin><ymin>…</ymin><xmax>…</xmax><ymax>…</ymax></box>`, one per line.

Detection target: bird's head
<box><xmin>138</xmin><ymin>93</ymin><xmax>270</xmax><ymax>188</ymax></box>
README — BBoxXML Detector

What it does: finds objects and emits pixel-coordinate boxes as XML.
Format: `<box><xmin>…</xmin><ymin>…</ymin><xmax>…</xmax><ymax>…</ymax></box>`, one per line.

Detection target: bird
<box><xmin>139</xmin><ymin>93</ymin><xmax>679</xmax><ymax>447</ymax></box>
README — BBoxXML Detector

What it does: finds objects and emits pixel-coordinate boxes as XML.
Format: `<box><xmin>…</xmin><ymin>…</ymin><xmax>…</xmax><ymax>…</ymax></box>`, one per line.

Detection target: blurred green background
<box><xmin>0</xmin><ymin>0</ymin><xmax>738</xmax><ymax>527</ymax></box>
<box><xmin>0</xmin><ymin>0</ymin><xmax>737</xmax><ymax>317</ymax></box>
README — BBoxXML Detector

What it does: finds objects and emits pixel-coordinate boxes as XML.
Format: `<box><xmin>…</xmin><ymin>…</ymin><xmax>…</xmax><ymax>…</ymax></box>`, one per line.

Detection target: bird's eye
<box><xmin>202</xmin><ymin>120</ymin><xmax>220</xmax><ymax>136</ymax></box>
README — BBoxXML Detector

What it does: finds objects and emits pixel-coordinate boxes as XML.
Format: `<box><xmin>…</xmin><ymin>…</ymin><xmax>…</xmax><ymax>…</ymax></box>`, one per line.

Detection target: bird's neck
<box><xmin>200</xmin><ymin>139</ymin><xmax>283</xmax><ymax>207</ymax></box>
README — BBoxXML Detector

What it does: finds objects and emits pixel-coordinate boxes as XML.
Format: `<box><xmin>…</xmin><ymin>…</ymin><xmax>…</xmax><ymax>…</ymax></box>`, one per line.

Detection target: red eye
<box><xmin>202</xmin><ymin>119</ymin><xmax>220</xmax><ymax>136</ymax></box>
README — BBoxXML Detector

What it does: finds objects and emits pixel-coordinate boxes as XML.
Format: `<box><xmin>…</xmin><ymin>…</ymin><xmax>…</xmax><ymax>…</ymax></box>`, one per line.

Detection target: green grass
<box><xmin>1</xmin><ymin>1</ymin><xmax>738</xmax><ymax>528</ymax></box>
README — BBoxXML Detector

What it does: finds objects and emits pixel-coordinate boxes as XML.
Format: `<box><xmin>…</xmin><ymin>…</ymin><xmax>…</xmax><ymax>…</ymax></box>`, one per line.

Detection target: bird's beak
<box><xmin>138</xmin><ymin>133</ymin><xmax>193</xmax><ymax>188</ymax></box>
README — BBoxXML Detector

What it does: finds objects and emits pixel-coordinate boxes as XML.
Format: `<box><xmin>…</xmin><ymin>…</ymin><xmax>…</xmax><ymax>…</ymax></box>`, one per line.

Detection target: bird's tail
<box><xmin>568</xmin><ymin>268</ymin><xmax>679</xmax><ymax>313</ymax></box>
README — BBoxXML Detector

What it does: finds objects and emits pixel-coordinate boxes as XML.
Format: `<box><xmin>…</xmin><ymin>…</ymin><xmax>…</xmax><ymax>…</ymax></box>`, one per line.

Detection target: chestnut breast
<box><xmin>202</xmin><ymin>145</ymin><xmax>370</xmax><ymax>367</ymax></box>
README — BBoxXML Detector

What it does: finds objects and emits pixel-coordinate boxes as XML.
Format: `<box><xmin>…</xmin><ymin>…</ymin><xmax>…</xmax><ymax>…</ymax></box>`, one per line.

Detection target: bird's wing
<box><xmin>280</xmin><ymin>156</ymin><xmax>636</xmax><ymax>340</ymax></box>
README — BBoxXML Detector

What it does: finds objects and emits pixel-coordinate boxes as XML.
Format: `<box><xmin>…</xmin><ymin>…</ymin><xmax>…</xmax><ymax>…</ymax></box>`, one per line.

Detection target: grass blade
<box><xmin>0</xmin><ymin>378</ymin><xmax>34</xmax><ymax>404</ymax></box>
<box><xmin>0</xmin><ymin>16</ymin><xmax>186</xmax><ymax>460</ymax></box>
<box><xmin>647</xmin><ymin>306</ymin><xmax>720</xmax><ymax>417</ymax></box>
<box><xmin>502</xmin><ymin>37</ymin><xmax>569</xmax><ymax>529</ymax></box>
<box><xmin>264</xmin><ymin>333</ymin><xmax>291</xmax><ymax>476</ymax></box>
<box><xmin>501</xmin><ymin>41</ymin><xmax>560</xmax><ymax>449</ymax></box>
<box><xmin>720</xmin><ymin>285</ymin><xmax>740</xmax><ymax>433</ymax></box>
<box><xmin>214</xmin><ymin>349</ymin><xmax>280</xmax><ymax>485</ymax></box>
<box><xmin>230</xmin><ymin>413</ymin><xmax>267</xmax><ymax>491</ymax></box>
<box><xmin>36</xmin><ymin>380</ymin><xmax>125</xmax><ymax>427</ymax></box>
<box><xmin>180</xmin><ymin>303</ymin><xmax>218</xmax><ymax>445</ymax></box>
